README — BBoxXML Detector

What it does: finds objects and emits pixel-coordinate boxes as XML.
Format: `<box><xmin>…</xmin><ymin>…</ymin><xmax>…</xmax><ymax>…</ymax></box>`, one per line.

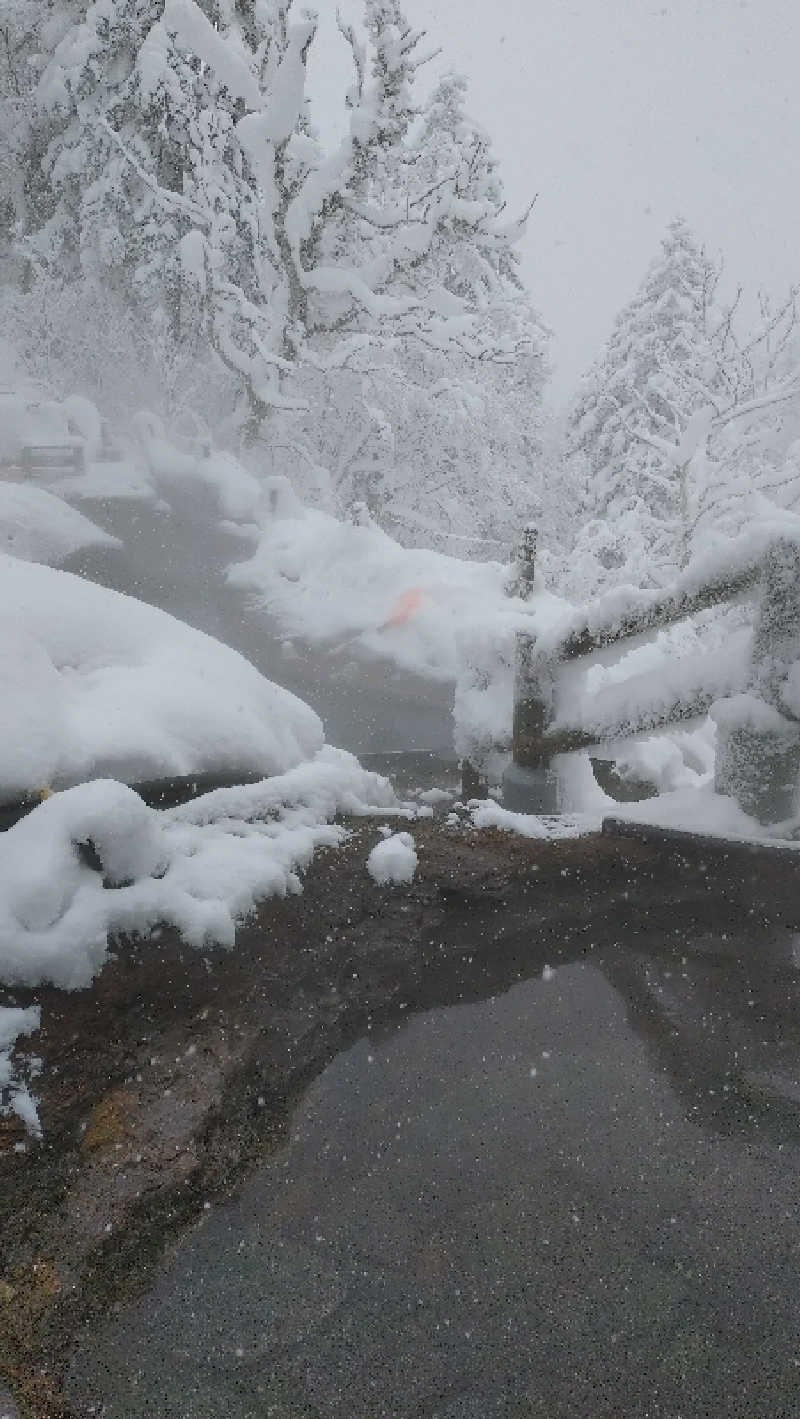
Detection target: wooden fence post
<box><xmin>502</xmin><ymin>525</ymin><xmax>561</xmax><ymax>813</ymax></box>
<box><xmin>715</xmin><ymin>537</ymin><xmax>800</xmax><ymax>824</ymax></box>
<box><xmin>508</xmin><ymin>521</ymin><xmax>538</xmax><ymax>601</ymax></box>
<box><xmin>460</xmin><ymin>758</ymin><xmax>489</xmax><ymax>801</ymax></box>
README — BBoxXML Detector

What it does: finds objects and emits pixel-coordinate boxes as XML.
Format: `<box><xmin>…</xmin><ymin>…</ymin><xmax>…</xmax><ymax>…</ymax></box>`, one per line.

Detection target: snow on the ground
<box><xmin>227</xmin><ymin>477</ymin><xmax>554</xmax><ymax>684</ymax></box>
<box><xmin>601</xmin><ymin>782</ymin><xmax>794</xmax><ymax>844</ymax></box>
<box><xmin>366</xmin><ymin>831</ymin><xmax>418</xmax><ymax>885</ymax></box>
<box><xmin>0</xmin><ymin>481</ymin><xmax>119</xmax><ymax>564</ymax></box>
<box><xmin>0</xmin><ymin>554</ymin><xmax>324</xmax><ymax>802</ymax></box>
<box><xmin>417</xmin><ymin>787</ymin><xmax>455</xmax><ymax>805</ymax></box>
<box><xmin>225</xmin><ymin>477</ymin><xmax>572</xmax><ymax>776</ymax></box>
<box><xmin>468</xmin><ymin>798</ymin><xmax>598</xmax><ymax>840</ymax></box>
<box><xmin>131</xmin><ymin>411</ymin><xmax>265</xmax><ymax>521</ymax></box>
<box><xmin>0</xmin><ymin>1004</ymin><xmax>41</xmax><ymax>1138</ymax></box>
<box><xmin>52</xmin><ymin>456</ymin><xmax>158</xmax><ymax>504</ymax></box>
<box><xmin>470</xmin><ymin>799</ymin><xmax>549</xmax><ymax>838</ymax></box>
<box><xmin>0</xmin><ymin>750</ymin><xmax>397</xmax><ymax>990</ymax></box>
<box><xmin>469</xmin><ymin>777</ymin><xmax>800</xmax><ymax>850</ymax></box>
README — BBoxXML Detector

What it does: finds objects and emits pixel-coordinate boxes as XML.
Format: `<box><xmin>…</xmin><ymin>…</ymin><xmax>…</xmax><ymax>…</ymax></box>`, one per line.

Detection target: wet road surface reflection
<box><xmin>69</xmin><ymin>935</ymin><xmax>800</xmax><ymax>1418</ymax></box>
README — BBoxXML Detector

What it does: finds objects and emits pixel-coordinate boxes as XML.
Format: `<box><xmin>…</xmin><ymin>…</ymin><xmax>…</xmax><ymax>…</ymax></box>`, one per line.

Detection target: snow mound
<box><xmin>366</xmin><ymin>831</ymin><xmax>418</xmax><ymax>885</ymax></box>
<box><xmin>0</xmin><ymin>481</ymin><xmax>118</xmax><ymax>564</ymax></box>
<box><xmin>0</xmin><ymin>750</ymin><xmax>397</xmax><ymax>990</ymax></box>
<box><xmin>228</xmin><ymin>492</ymin><xmax>538</xmax><ymax>684</ymax></box>
<box><xmin>0</xmin><ymin>555</ymin><xmax>324</xmax><ymax>802</ymax></box>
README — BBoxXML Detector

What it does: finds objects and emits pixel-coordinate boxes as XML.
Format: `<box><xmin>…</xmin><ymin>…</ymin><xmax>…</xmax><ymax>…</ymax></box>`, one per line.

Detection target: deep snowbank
<box><xmin>0</xmin><ymin>554</ymin><xmax>324</xmax><ymax>802</ymax></box>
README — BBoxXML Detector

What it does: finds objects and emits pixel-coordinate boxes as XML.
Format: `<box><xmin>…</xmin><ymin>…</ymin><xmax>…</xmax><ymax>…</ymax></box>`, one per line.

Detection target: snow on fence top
<box><xmin>511</xmin><ymin>516</ymin><xmax>800</xmax><ymax>827</ymax></box>
<box><xmin>533</xmin><ymin>514</ymin><xmax>800</xmax><ymax>664</ymax></box>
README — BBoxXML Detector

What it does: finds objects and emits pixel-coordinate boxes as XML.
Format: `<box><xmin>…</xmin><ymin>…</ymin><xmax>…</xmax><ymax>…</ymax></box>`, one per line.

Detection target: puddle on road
<box><xmin>68</xmin><ymin>948</ymin><xmax>800</xmax><ymax>1419</ymax></box>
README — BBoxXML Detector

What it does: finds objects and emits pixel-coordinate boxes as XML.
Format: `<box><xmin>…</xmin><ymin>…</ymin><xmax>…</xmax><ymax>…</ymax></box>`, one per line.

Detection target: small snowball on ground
<box><xmin>366</xmin><ymin>832</ymin><xmax>418</xmax><ymax>886</ymax></box>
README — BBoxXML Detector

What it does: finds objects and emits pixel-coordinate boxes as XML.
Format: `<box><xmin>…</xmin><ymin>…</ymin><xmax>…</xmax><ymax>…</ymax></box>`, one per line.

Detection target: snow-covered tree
<box><xmin>0</xmin><ymin>0</ymin><xmax>87</xmax><ymax>277</ymax></box>
<box><xmin>3</xmin><ymin>0</ymin><xmax>546</xmax><ymax>548</ymax></box>
<box><xmin>566</xmin><ymin>217</ymin><xmax>720</xmax><ymax>583</ymax></box>
<box><xmin>275</xmin><ymin>65</ymin><xmax>547</xmax><ymax>550</ymax></box>
<box><xmin>556</xmin><ymin>225</ymin><xmax>800</xmax><ymax>598</ymax></box>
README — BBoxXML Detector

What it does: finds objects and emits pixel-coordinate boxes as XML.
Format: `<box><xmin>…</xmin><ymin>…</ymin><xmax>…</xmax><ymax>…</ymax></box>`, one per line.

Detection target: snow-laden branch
<box><xmin>97</xmin><ymin>118</ymin><xmax>209</xmax><ymax>228</ymax></box>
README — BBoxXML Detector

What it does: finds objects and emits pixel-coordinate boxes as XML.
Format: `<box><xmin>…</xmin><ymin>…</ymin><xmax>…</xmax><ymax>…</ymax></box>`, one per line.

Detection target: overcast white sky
<box><xmin>312</xmin><ymin>0</ymin><xmax>800</xmax><ymax>403</ymax></box>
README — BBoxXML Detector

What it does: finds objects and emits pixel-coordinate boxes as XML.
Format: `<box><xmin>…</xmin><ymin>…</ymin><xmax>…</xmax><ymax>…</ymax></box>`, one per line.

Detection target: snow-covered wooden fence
<box><xmin>503</xmin><ymin>528</ymin><xmax>800</xmax><ymax>825</ymax></box>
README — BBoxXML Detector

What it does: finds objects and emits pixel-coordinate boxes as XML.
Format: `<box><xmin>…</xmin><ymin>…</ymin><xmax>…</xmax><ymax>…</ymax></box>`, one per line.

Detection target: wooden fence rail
<box><xmin>501</xmin><ymin>530</ymin><xmax>800</xmax><ymax>827</ymax></box>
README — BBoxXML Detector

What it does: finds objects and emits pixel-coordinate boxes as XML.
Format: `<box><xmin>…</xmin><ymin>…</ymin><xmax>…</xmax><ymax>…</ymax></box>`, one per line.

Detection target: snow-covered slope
<box><xmin>0</xmin><ymin>555</ymin><xmax>323</xmax><ymax>802</ymax></box>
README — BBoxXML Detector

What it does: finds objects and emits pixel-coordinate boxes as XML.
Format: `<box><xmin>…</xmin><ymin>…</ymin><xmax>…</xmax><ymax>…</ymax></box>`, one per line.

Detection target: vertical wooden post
<box><xmin>715</xmin><ymin>537</ymin><xmax>800</xmax><ymax>824</ymax></box>
<box><xmin>503</xmin><ymin>524</ymin><xmax>561</xmax><ymax>813</ymax></box>
<box><xmin>509</xmin><ymin>522</ymin><xmax>538</xmax><ymax>601</ymax></box>
<box><xmin>460</xmin><ymin>759</ymin><xmax>489</xmax><ymax>801</ymax></box>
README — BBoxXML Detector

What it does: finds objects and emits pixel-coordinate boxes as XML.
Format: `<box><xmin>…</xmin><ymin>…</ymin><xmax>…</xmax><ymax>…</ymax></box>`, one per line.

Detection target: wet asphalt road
<box><xmin>52</xmin><ymin>482</ymin><xmax>800</xmax><ymax>1417</ymax></box>
<box><xmin>67</xmin><ymin>924</ymin><xmax>800</xmax><ymax>1418</ymax></box>
<box><xmin>61</xmin><ymin>487</ymin><xmax>455</xmax><ymax>757</ymax></box>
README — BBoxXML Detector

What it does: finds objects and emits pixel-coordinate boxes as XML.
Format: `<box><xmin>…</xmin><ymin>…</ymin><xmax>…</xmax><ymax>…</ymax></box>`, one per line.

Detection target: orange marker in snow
<box><xmin>383</xmin><ymin>588</ymin><xmax>424</xmax><ymax>630</ymax></box>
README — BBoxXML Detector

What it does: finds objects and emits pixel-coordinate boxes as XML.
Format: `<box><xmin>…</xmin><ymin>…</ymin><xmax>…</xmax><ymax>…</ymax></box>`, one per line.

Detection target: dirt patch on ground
<box><xmin>2</xmin><ymin>817</ymin><xmax>799</xmax><ymax>1417</ymax></box>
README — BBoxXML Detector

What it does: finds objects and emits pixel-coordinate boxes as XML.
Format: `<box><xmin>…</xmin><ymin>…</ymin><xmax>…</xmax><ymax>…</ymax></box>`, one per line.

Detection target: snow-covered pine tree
<box><xmin>567</xmin><ymin>217</ymin><xmax>719</xmax><ymax>584</ymax></box>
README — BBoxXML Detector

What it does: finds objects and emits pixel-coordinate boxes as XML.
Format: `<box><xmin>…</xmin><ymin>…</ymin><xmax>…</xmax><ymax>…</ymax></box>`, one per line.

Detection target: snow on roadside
<box><xmin>52</xmin><ymin>456</ymin><xmax>157</xmax><ymax>504</ymax></box>
<box><xmin>470</xmin><ymin>799</ymin><xmax>549</xmax><ymax>839</ymax></box>
<box><xmin>131</xmin><ymin>410</ymin><xmax>264</xmax><ymax>521</ymax></box>
<box><xmin>601</xmin><ymin>782</ymin><xmax>795</xmax><ymax>845</ymax></box>
<box><xmin>0</xmin><ymin>555</ymin><xmax>323</xmax><ymax>802</ymax></box>
<box><xmin>0</xmin><ymin>481</ymin><xmax>119</xmax><ymax>564</ymax></box>
<box><xmin>366</xmin><ymin>831</ymin><xmax>418</xmax><ymax>885</ymax></box>
<box><xmin>0</xmin><ymin>1005</ymin><xmax>41</xmax><ymax>1138</ymax></box>
<box><xmin>468</xmin><ymin>798</ymin><xmax>598</xmax><ymax>840</ymax></box>
<box><xmin>227</xmin><ymin>481</ymin><xmax>550</xmax><ymax>684</ymax></box>
<box><xmin>0</xmin><ymin>749</ymin><xmax>397</xmax><ymax>991</ymax></box>
<box><xmin>466</xmin><ymin>780</ymin><xmax>800</xmax><ymax>850</ymax></box>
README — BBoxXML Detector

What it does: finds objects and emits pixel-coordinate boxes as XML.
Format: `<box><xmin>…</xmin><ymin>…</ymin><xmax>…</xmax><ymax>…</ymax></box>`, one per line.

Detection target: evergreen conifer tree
<box><xmin>567</xmin><ymin>217</ymin><xmax>719</xmax><ymax>582</ymax></box>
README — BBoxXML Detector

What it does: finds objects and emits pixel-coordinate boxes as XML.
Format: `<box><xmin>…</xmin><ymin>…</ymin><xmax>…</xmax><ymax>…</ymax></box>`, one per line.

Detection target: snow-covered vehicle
<box><xmin>0</xmin><ymin>391</ymin><xmax>85</xmax><ymax>477</ymax></box>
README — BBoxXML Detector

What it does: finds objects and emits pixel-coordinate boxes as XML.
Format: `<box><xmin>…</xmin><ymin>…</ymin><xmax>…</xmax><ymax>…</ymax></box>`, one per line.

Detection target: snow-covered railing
<box><xmin>505</xmin><ymin>526</ymin><xmax>800</xmax><ymax>825</ymax></box>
